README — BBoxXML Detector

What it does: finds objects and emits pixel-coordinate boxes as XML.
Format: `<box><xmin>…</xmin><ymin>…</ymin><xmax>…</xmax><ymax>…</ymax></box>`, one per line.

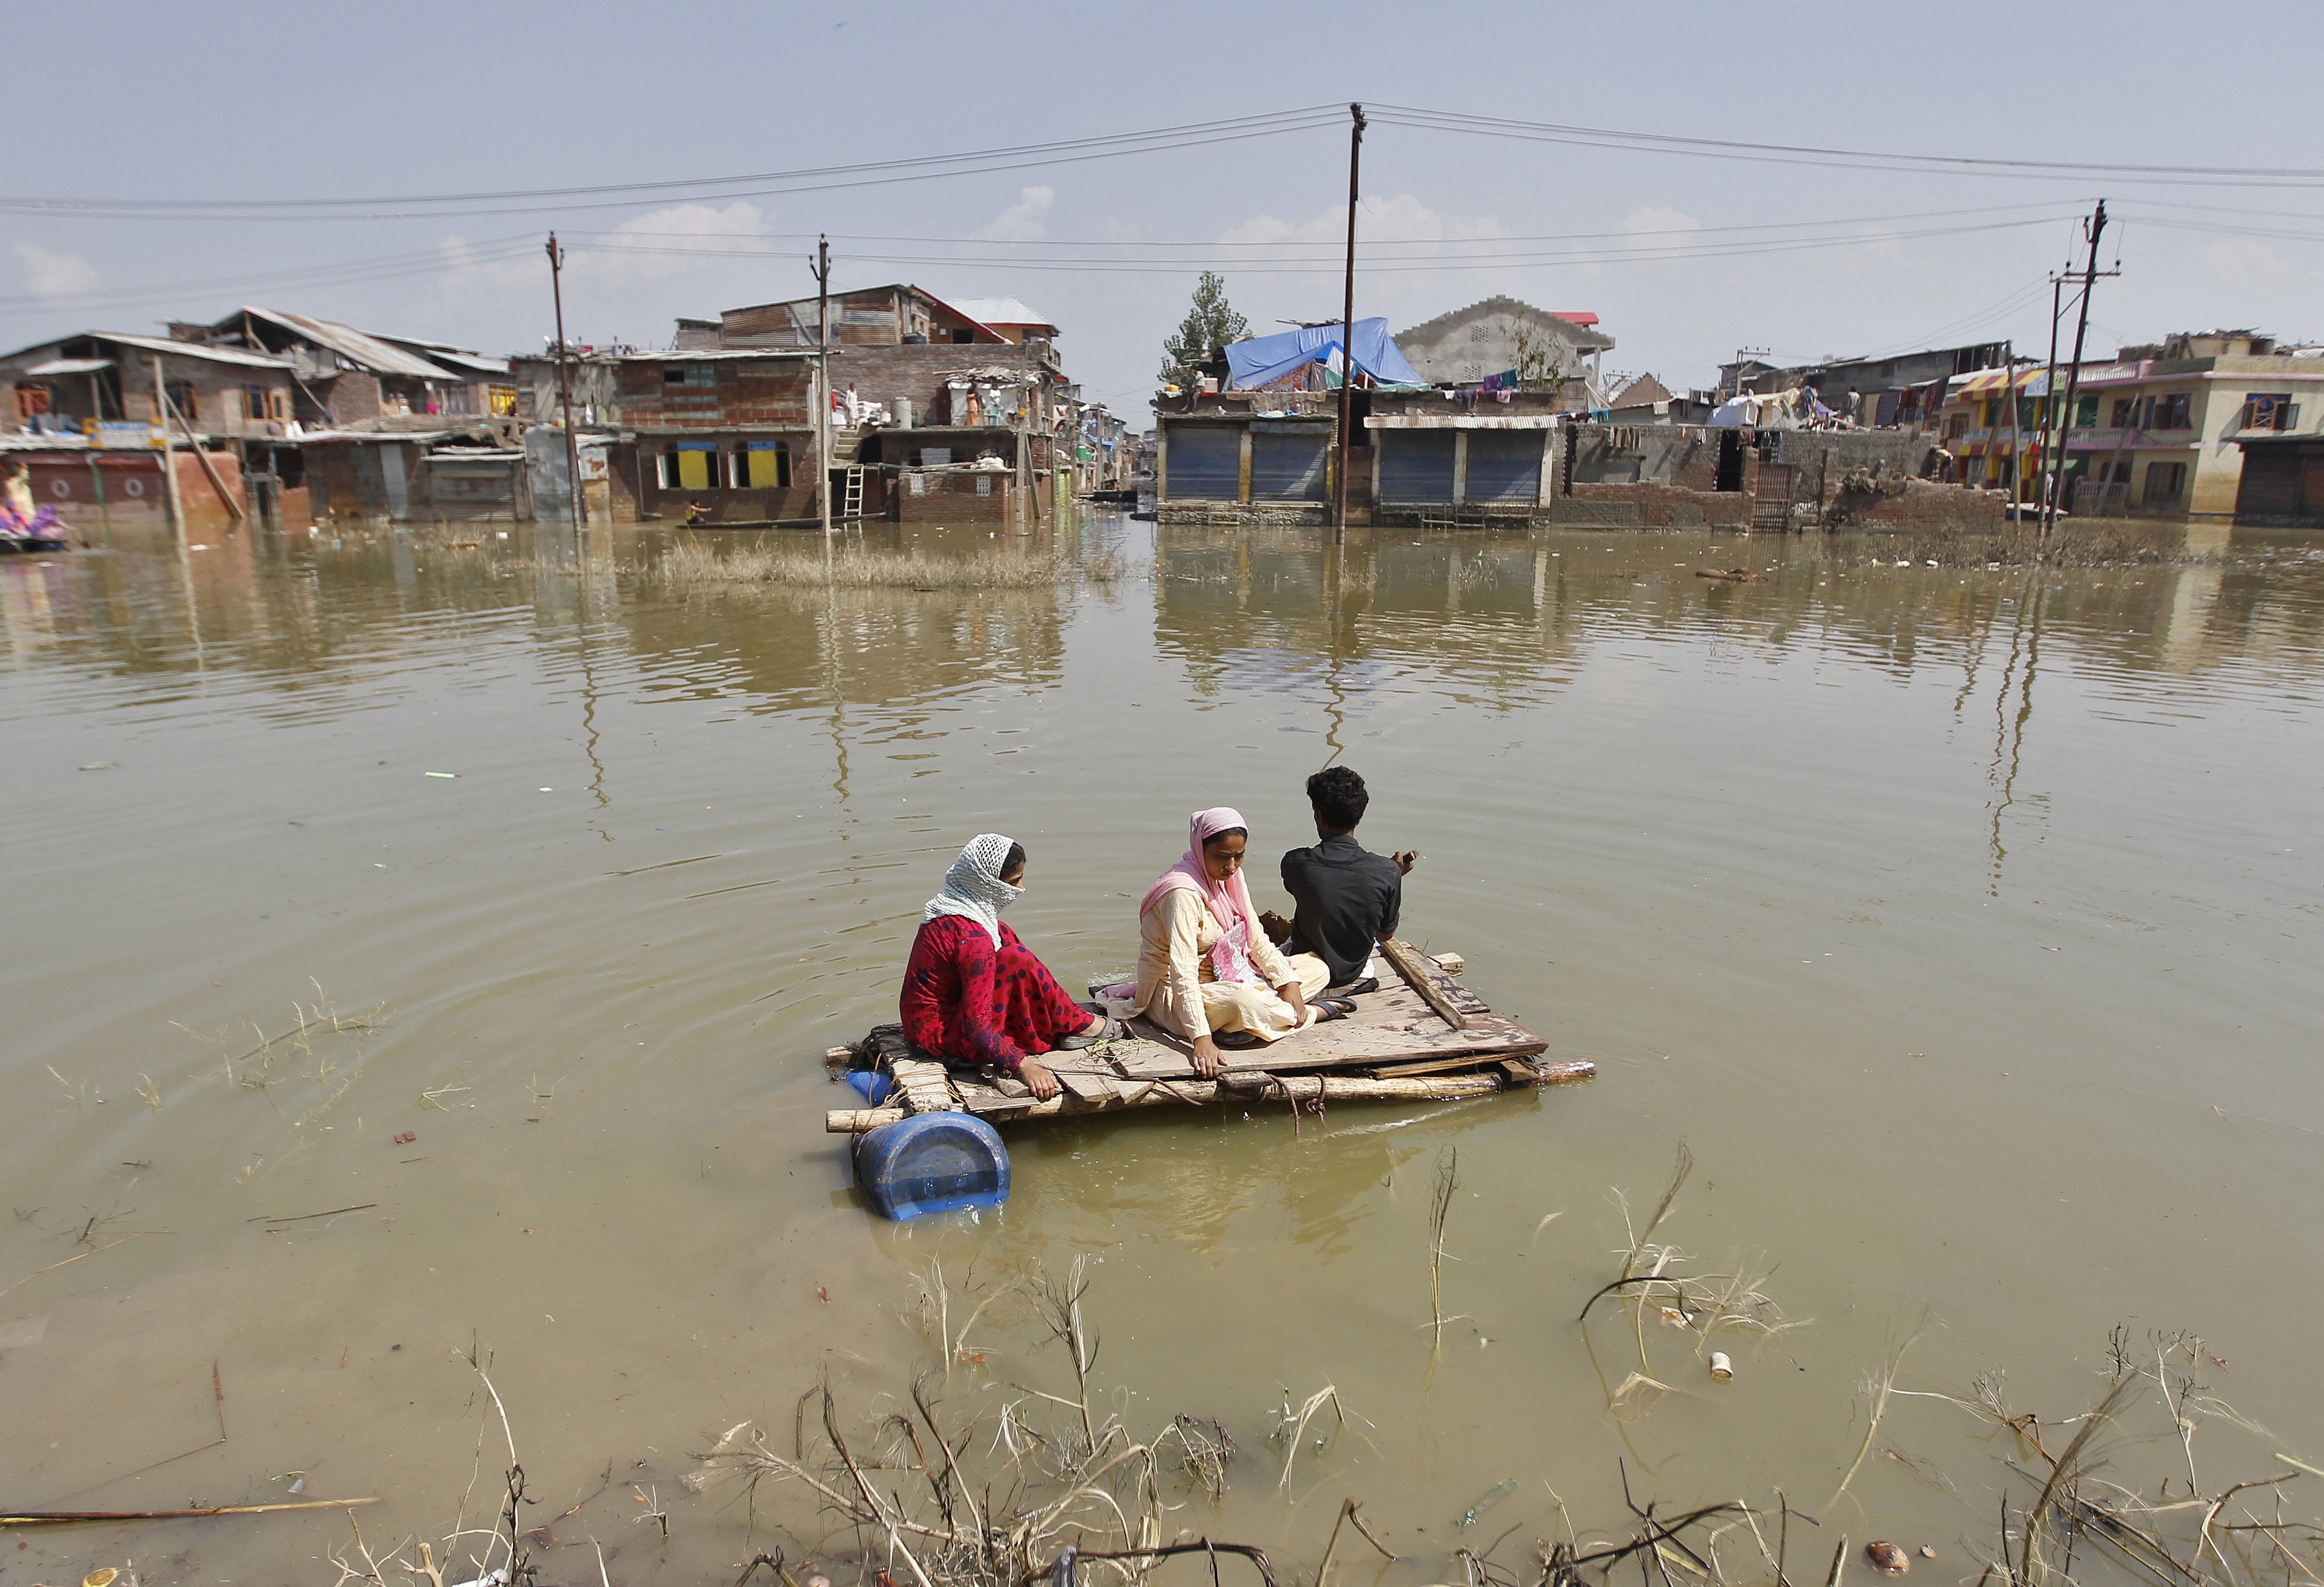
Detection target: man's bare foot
<box><xmin>1019</xmin><ymin>1059</ymin><xmax>1062</xmax><ymax>1101</ymax></box>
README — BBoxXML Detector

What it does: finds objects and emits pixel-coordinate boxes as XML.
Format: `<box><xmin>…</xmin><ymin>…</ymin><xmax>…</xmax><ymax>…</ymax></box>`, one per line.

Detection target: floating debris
<box><xmin>1866</xmin><ymin>1541</ymin><xmax>1911</xmax><ymax>1575</ymax></box>
<box><xmin>1456</xmin><ymin>1477</ymin><xmax>1517</xmax><ymax>1528</ymax></box>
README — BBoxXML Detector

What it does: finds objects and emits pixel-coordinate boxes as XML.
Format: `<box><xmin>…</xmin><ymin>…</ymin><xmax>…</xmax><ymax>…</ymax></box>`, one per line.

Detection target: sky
<box><xmin>5</xmin><ymin>1</ymin><xmax>2323</xmax><ymax>417</ymax></box>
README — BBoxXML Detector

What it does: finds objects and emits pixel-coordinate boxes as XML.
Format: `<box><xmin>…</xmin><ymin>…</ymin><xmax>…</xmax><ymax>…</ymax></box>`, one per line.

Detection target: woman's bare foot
<box><xmin>1019</xmin><ymin>1059</ymin><xmax>1062</xmax><ymax>1101</ymax></box>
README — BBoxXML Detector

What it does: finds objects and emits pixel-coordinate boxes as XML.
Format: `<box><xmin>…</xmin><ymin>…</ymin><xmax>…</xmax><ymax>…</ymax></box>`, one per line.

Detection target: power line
<box><xmin>1367</xmin><ymin>105</ymin><xmax>2324</xmax><ymax>190</ymax></box>
<box><xmin>0</xmin><ymin>110</ymin><xmax>1348</xmax><ymax>223</ymax></box>
<box><xmin>575</xmin><ymin>214</ymin><xmax>2076</xmax><ymax>274</ymax></box>
<box><xmin>567</xmin><ymin>199</ymin><xmax>2076</xmax><ymax>252</ymax></box>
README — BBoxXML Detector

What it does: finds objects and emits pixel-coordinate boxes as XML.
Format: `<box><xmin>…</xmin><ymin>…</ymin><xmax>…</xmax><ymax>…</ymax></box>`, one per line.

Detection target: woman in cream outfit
<box><xmin>1128</xmin><ymin>806</ymin><xmax>1350</xmax><ymax>1077</ymax></box>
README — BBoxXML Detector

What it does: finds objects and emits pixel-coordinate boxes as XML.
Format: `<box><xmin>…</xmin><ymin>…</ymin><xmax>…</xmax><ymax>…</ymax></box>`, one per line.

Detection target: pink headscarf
<box><xmin>1140</xmin><ymin>808</ymin><xmax>1260</xmax><ymax>974</ymax></box>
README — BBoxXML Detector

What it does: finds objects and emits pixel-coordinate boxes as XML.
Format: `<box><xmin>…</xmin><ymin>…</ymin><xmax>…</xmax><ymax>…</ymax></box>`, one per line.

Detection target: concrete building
<box><xmin>1938</xmin><ymin>332</ymin><xmax>2324</xmax><ymax>516</ymax></box>
<box><xmin>1393</xmin><ymin>297</ymin><xmax>1612</xmax><ymax>396</ymax></box>
<box><xmin>2228</xmin><ymin>435</ymin><xmax>2324</xmax><ymax>527</ymax></box>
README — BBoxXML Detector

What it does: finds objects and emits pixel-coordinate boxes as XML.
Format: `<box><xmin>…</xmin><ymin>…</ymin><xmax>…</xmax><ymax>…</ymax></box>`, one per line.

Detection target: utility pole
<box><xmin>151</xmin><ymin>353</ymin><xmax>184</xmax><ymax>537</ymax></box>
<box><xmin>547</xmin><ymin>233</ymin><xmax>583</xmax><ymax>534</ymax></box>
<box><xmin>2046</xmin><ymin>199</ymin><xmax>2110</xmax><ymax>535</ymax></box>
<box><xmin>815</xmin><ymin>234</ymin><xmax>832</xmax><ymax>538</ymax></box>
<box><xmin>1333</xmin><ymin>102</ymin><xmax>1365</xmax><ymax>545</ymax></box>
<box><xmin>1999</xmin><ymin>339</ymin><xmax>2020</xmax><ymax>512</ymax></box>
<box><xmin>2036</xmin><ymin>272</ymin><xmax>2064</xmax><ymax>527</ymax></box>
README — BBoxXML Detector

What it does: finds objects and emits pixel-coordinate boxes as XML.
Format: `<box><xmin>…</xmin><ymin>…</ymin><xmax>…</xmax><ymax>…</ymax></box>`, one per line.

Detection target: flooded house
<box><xmin>684</xmin><ymin>282</ymin><xmax>1077</xmax><ymax>523</ymax></box>
<box><xmin>0</xmin><ymin>329</ymin><xmax>303</xmax><ymax>524</ymax></box>
<box><xmin>184</xmin><ymin>308</ymin><xmax>514</xmax><ymax>425</ymax></box>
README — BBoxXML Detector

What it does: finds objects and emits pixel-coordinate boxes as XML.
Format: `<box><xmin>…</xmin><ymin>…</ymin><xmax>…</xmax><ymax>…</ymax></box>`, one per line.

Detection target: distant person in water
<box><xmin>1279</xmin><ymin>766</ymin><xmax>1415</xmax><ymax>994</ymax></box>
<box><xmin>1125</xmin><ymin>807</ymin><xmax>1350</xmax><ymax>1078</ymax></box>
<box><xmin>900</xmin><ymin>834</ymin><xmax>1117</xmax><ymax>1101</ymax></box>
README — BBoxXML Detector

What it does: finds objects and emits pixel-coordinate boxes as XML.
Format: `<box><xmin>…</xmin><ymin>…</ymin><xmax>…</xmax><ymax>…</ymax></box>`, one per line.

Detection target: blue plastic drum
<box><xmin>853</xmin><ymin>1112</ymin><xmax>1011</xmax><ymax>1221</ymax></box>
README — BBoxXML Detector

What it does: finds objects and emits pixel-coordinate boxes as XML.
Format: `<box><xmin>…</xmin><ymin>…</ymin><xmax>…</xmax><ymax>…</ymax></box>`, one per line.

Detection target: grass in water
<box><xmin>660</xmin><ymin>538</ymin><xmax>1121</xmax><ymax>589</ymax></box>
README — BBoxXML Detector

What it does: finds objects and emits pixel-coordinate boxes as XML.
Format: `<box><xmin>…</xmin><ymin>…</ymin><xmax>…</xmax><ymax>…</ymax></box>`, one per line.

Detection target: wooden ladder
<box><xmin>841</xmin><ymin>465</ymin><xmax>867</xmax><ymax>520</ymax></box>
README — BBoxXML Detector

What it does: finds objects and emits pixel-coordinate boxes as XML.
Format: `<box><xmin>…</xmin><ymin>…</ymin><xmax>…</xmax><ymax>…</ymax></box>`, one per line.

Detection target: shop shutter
<box><xmin>1166</xmin><ymin>426</ymin><xmax>1241</xmax><ymax>500</ymax></box>
<box><xmin>1250</xmin><ymin>429</ymin><xmax>1330</xmax><ymax>500</ymax></box>
<box><xmin>1378</xmin><ymin>430</ymin><xmax>1456</xmax><ymax>504</ymax></box>
<box><xmin>1464</xmin><ymin>431</ymin><xmax>1546</xmax><ymax>504</ymax></box>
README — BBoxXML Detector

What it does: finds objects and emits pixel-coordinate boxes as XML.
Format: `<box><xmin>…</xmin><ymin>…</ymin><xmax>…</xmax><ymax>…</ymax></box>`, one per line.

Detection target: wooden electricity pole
<box><xmin>547</xmin><ymin>233</ymin><xmax>583</xmax><ymax>533</ymax></box>
<box><xmin>815</xmin><ymin>235</ymin><xmax>833</xmax><ymax>538</ymax></box>
<box><xmin>2045</xmin><ymin>199</ymin><xmax>2109</xmax><ymax>536</ymax></box>
<box><xmin>151</xmin><ymin>353</ymin><xmax>184</xmax><ymax>537</ymax></box>
<box><xmin>1333</xmin><ymin>102</ymin><xmax>1365</xmax><ymax>544</ymax></box>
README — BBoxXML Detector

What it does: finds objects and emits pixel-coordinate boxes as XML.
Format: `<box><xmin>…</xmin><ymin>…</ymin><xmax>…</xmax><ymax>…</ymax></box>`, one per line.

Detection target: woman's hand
<box><xmin>1278</xmin><ymin>980</ymin><xmax>1309</xmax><ymax>1024</ymax></box>
<box><xmin>1190</xmin><ymin>1033</ymin><xmax>1223</xmax><ymax>1078</ymax></box>
<box><xmin>1019</xmin><ymin>1059</ymin><xmax>1062</xmax><ymax>1101</ymax></box>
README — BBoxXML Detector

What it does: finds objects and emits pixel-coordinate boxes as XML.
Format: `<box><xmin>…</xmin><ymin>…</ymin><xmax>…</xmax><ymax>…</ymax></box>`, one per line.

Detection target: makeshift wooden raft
<box><xmin>823</xmin><ymin>937</ymin><xmax>1593</xmax><ymax>1133</ymax></box>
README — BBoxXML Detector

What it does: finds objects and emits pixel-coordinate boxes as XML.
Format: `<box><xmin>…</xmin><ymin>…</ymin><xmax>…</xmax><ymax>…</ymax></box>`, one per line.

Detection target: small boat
<box><xmin>0</xmin><ymin>535</ymin><xmax>68</xmax><ymax>553</ymax></box>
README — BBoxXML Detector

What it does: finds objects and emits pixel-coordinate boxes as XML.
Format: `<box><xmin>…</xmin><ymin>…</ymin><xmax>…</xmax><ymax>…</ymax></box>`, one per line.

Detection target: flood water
<box><xmin>4</xmin><ymin>514</ymin><xmax>2322</xmax><ymax>1586</ymax></box>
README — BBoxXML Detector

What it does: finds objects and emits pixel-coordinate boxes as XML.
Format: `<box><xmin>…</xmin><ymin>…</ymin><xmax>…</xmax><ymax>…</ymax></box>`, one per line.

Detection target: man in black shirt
<box><xmin>1279</xmin><ymin>765</ymin><xmax>1416</xmax><ymax>993</ymax></box>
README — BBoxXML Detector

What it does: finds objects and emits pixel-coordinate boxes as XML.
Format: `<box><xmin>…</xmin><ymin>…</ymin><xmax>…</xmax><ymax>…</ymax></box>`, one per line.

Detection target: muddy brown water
<box><xmin>3</xmin><ymin>516</ymin><xmax>2321</xmax><ymax>1585</ymax></box>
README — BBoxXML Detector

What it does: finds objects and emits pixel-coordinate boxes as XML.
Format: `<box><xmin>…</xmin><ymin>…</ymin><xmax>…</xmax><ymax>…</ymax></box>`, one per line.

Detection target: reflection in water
<box><xmin>3</xmin><ymin>516</ymin><xmax>2324</xmax><ymax>1584</ymax></box>
<box><xmin>1986</xmin><ymin>581</ymin><xmax>2042</xmax><ymax>892</ymax></box>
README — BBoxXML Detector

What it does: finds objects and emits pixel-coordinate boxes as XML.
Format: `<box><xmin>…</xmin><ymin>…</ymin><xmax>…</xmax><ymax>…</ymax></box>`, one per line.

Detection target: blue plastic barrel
<box><xmin>853</xmin><ymin>1113</ymin><xmax>1011</xmax><ymax>1221</ymax></box>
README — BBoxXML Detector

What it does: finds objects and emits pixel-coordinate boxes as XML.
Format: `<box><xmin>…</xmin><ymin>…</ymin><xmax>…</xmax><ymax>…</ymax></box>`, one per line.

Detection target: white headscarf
<box><xmin>923</xmin><ymin>832</ymin><xmax>1022</xmax><ymax>946</ymax></box>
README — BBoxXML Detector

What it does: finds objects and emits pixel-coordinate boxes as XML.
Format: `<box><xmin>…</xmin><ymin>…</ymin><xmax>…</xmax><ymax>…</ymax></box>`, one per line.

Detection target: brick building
<box><xmin>2</xmin><ymin>330</ymin><xmax>296</xmax><ymax>440</ymax></box>
<box><xmin>188</xmin><ymin>308</ymin><xmax>512</xmax><ymax>426</ymax></box>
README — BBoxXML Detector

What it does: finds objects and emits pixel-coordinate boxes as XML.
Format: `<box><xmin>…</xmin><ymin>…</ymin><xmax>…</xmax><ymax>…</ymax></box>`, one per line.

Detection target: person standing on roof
<box><xmin>1279</xmin><ymin>766</ymin><xmax>1416</xmax><ymax>995</ymax></box>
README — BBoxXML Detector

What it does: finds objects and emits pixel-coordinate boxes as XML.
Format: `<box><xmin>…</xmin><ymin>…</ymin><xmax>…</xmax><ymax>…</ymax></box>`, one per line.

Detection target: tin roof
<box><xmin>61</xmin><ymin>332</ymin><xmax>295</xmax><ymax>370</ymax></box>
<box><xmin>21</xmin><ymin>357</ymin><xmax>114</xmax><ymax>376</ymax></box>
<box><xmin>240</xmin><ymin>308</ymin><xmax>459</xmax><ymax>381</ymax></box>
<box><xmin>944</xmin><ymin>296</ymin><xmax>1058</xmax><ymax>334</ymax></box>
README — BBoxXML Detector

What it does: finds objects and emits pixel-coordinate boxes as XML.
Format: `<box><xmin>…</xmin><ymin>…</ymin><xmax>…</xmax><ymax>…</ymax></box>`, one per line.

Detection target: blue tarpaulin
<box><xmin>1224</xmin><ymin>318</ymin><xmax>1425</xmax><ymax>390</ymax></box>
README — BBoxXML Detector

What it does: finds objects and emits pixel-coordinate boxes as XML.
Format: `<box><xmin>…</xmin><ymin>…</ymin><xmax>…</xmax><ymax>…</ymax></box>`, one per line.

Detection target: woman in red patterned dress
<box><xmin>900</xmin><ymin>833</ymin><xmax>1117</xmax><ymax>1101</ymax></box>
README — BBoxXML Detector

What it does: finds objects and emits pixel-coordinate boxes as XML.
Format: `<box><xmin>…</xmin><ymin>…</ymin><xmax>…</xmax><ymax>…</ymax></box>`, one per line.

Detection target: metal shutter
<box><xmin>1250</xmin><ymin>429</ymin><xmax>1329</xmax><ymax>500</ymax></box>
<box><xmin>1464</xmin><ymin>431</ymin><xmax>1545</xmax><ymax>504</ymax></box>
<box><xmin>1166</xmin><ymin>426</ymin><xmax>1240</xmax><ymax>500</ymax></box>
<box><xmin>1378</xmin><ymin>429</ymin><xmax>1456</xmax><ymax>504</ymax></box>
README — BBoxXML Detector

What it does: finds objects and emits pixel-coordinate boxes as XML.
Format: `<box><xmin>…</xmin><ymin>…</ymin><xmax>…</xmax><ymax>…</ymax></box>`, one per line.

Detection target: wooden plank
<box><xmin>826</xmin><ymin>1071</ymin><xmax>1509</xmax><ymax>1131</ymax></box>
<box><xmin>1369</xmin><ymin>1053</ymin><xmax>1510</xmax><ymax>1080</ymax></box>
<box><xmin>1378</xmin><ymin>936</ymin><xmax>1468</xmax><ymax>1030</ymax></box>
<box><xmin>1053</xmin><ymin>1066</ymin><xmax>1114</xmax><ymax>1103</ymax></box>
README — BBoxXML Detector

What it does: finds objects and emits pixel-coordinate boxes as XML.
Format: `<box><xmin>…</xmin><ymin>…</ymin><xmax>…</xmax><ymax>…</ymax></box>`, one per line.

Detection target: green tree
<box><xmin>1159</xmin><ymin>271</ymin><xmax>1249</xmax><ymax>386</ymax></box>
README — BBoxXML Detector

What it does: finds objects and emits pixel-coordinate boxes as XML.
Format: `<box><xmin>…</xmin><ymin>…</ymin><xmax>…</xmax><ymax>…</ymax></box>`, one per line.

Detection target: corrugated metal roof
<box><xmin>411</xmin><ymin>349</ymin><xmax>510</xmax><ymax>375</ymax></box>
<box><xmin>242</xmin><ymin>308</ymin><xmax>459</xmax><ymax>380</ymax></box>
<box><xmin>22</xmin><ymin>358</ymin><xmax>114</xmax><ymax>376</ymax></box>
<box><xmin>91</xmin><ymin>332</ymin><xmax>295</xmax><ymax>370</ymax></box>
<box><xmin>944</xmin><ymin>296</ymin><xmax>1057</xmax><ymax>332</ymax></box>
<box><xmin>367</xmin><ymin>332</ymin><xmax>510</xmax><ymax>376</ymax></box>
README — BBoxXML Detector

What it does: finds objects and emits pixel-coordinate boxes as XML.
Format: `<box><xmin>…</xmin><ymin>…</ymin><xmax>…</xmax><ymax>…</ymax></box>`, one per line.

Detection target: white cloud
<box><xmin>436</xmin><ymin>201</ymin><xmax>776</xmax><ymax>300</ymax></box>
<box><xmin>15</xmin><ymin>242</ymin><xmax>96</xmax><ymax>300</ymax></box>
<box><xmin>1210</xmin><ymin>193</ymin><xmax>1515</xmax><ymax>325</ymax></box>
<box><xmin>983</xmin><ymin>186</ymin><xmax>1055</xmax><ymax>242</ymax></box>
<box><xmin>571</xmin><ymin>201</ymin><xmax>776</xmax><ymax>288</ymax></box>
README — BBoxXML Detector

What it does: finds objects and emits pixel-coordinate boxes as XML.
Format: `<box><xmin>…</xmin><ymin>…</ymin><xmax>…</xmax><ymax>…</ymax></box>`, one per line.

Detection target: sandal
<box><xmin>1212</xmin><ymin>1030</ymin><xmax>1266</xmax><ymax>1050</ymax></box>
<box><xmin>1056</xmin><ymin>1017</ymin><xmax>1124</xmax><ymax>1051</ymax></box>
<box><xmin>1309</xmin><ymin>996</ymin><xmax>1359</xmax><ymax>1023</ymax></box>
